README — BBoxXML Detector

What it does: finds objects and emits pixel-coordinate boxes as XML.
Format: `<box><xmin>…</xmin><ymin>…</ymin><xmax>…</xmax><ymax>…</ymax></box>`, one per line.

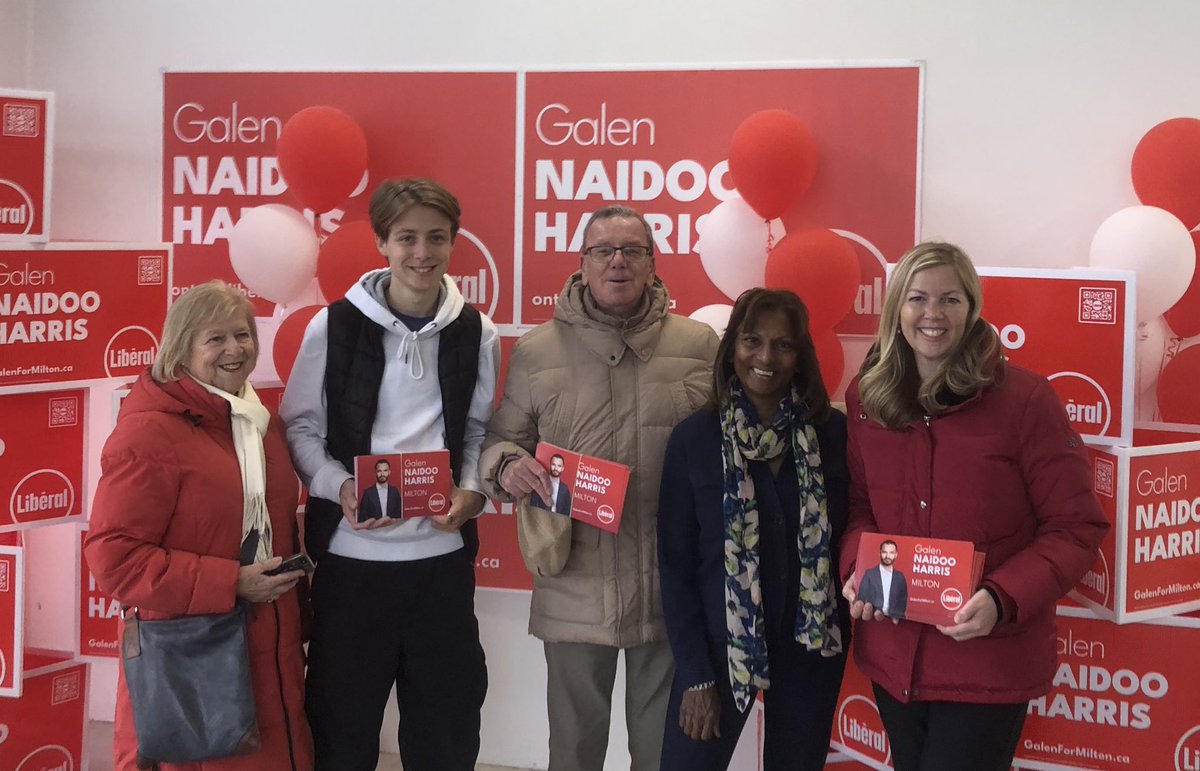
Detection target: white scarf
<box><xmin>190</xmin><ymin>376</ymin><xmax>273</xmax><ymax>563</ymax></box>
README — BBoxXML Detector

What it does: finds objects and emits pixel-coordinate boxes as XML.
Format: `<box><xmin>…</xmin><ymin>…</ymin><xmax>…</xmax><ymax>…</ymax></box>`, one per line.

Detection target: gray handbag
<box><xmin>120</xmin><ymin>604</ymin><xmax>260</xmax><ymax>768</ymax></box>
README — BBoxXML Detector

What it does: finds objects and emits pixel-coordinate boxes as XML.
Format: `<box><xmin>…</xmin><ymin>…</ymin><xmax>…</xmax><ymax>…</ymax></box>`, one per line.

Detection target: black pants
<box><xmin>660</xmin><ymin>636</ymin><xmax>846</xmax><ymax>771</ymax></box>
<box><xmin>305</xmin><ymin>550</ymin><xmax>487</xmax><ymax>771</ymax></box>
<box><xmin>872</xmin><ymin>683</ymin><xmax>1027</xmax><ymax>771</ymax></box>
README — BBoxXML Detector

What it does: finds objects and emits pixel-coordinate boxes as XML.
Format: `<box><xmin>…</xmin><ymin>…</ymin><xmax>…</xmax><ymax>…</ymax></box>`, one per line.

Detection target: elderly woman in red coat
<box><xmin>85</xmin><ymin>280</ymin><xmax>314</xmax><ymax>770</ymax></box>
<box><xmin>839</xmin><ymin>243</ymin><xmax>1108</xmax><ymax>771</ymax></box>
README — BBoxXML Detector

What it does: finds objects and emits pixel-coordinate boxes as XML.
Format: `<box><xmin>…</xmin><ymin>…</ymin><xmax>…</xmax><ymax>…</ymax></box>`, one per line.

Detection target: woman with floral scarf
<box><xmin>657</xmin><ymin>288</ymin><xmax>850</xmax><ymax>771</ymax></box>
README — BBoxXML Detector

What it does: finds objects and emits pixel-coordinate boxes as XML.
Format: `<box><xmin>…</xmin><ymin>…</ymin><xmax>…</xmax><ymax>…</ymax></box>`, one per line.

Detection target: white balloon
<box><xmin>1089</xmin><ymin>205</ymin><xmax>1196</xmax><ymax>322</ymax></box>
<box><xmin>689</xmin><ymin>303</ymin><xmax>734</xmax><ymax>337</ymax></box>
<box><xmin>1135</xmin><ymin>316</ymin><xmax>1171</xmax><ymax>394</ymax></box>
<box><xmin>695</xmin><ymin>195</ymin><xmax>785</xmax><ymax>302</ymax></box>
<box><xmin>228</xmin><ymin>204</ymin><xmax>319</xmax><ymax>305</ymax></box>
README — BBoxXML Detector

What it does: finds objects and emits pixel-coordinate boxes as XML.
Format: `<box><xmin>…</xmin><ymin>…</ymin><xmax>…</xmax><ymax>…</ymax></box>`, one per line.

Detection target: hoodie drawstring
<box><xmin>396</xmin><ymin>330</ymin><xmax>424</xmax><ymax>379</ymax></box>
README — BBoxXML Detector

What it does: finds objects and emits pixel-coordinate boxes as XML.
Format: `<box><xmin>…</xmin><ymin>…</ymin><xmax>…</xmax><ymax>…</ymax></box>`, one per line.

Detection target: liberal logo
<box><xmin>835</xmin><ymin>694</ymin><xmax>891</xmax><ymax>767</ymax></box>
<box><xmin>940</xmin><ymin>587</ymin><xmax>964</xmax><ymax>611</ymax></box>
<box><xmin>0</xmin><ymin>179</ymin><xmax>34</xmax><ymax>236</ymax></box>
<box><xmin>9</xmin><ymin>469</ymin><xmax>76</xmax><ymax>526</ymax></box>
<box><xmin>1047</xmin><ymin>371</ymin><xmax>1112</xmax><ymax>436</ymax></box>
<box><xmin>1176</xmin><ymin>724</ymin><xmax>1200</xmax><ymax>771</ymax></box>
<box><xmin>449</xmin><ymin>228</ymin><xmax>501</xmax><ymax>321</ymax></box>
<box><xmin>15</xmin><ymin>745</ymin><xmax>74</xmax><ymax>771</ymax></box>
<box><xmin>103</xmin><ymin>326</ymin><xmax>160</xmax><ymax>379</ymax></box>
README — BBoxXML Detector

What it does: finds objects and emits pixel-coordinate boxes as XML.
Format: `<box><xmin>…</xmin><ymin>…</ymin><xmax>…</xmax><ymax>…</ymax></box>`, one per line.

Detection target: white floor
<box><xmin>86</xmin><ymin>721</ymin><xmax>529</xmax><ymax>771</ymax></box>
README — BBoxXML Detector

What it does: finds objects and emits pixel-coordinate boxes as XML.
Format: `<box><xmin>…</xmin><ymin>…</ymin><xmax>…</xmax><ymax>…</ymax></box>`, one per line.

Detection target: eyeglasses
<box><xmin>582</xmin><ymin>244</ymin><xmax>652</xmax><ymax>264</ymax></box>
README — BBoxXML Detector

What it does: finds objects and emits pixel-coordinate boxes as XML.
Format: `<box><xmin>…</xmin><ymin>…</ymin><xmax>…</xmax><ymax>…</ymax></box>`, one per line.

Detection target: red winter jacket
<box><xmin>85</xmin><ymin>372</ymin><xmax>313</xmax><ymax>771</ymax></box>
<box><xmin>839</xmin><ymin>364</ymin><xmax>1108</xmax><ymax>704</ymax></box>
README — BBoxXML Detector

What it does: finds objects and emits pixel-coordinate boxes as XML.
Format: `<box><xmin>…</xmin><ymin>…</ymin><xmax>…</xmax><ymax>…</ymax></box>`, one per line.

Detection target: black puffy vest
<box><xmin>304</xmin><ymin>298</ymin><xmax>482</xmax><ymax>563</ymax></box>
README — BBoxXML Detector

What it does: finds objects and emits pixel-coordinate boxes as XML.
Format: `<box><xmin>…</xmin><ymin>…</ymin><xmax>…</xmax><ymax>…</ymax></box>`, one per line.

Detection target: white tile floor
<box><xmin>86</xmin><ymin>721</ymin><xmax>529</xmax><ymax>770</ymax></box>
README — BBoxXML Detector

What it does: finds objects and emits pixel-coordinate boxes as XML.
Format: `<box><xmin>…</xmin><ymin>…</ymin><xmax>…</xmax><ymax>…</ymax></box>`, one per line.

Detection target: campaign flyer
<box><xmin>353</xmin><ymin>450</ymin><xmax>450</xmax><ymax>521</ymax></box>
<box><xmin>853</xmin><ymin>532</ymin><xmax>981</xmax><ymax>626</ymax></box>
<box><xmin>533</xmin><ymin>442</ymin><xmax>630</xmax><ymax>534</ymax></box>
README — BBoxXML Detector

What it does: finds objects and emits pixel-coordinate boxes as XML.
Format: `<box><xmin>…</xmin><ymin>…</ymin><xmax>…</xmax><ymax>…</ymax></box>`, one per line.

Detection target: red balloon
<box><xmin>272</xmin><ymin>305</ymin><xmax>324</xmax><ymax>384</ymax></box>
<box><xmin>810</xmin><ymin>326</ymin><xmax>845</xmax><ymax>396</ymax></box>
<box><xmin>728</xmin><ymin>110</ymin><xmax>818</xmax><ymax>220</ymax></box>
<box><xmin>1132</xmin><ymin>117</ymin><xmax>1200</xmax><ymax>229</ymax></box>
<box><xmin>1157</xmin><ymin>344</ymin><xmax>1200</xmax><ymax>424</ymax></box>
<box><xmin>1163</xmin><ymin>231</ymin><xmax>1200</xmax><ymax>338</ymax></box>
<box><xmin>764</xmin><ymin>229</ymin><xmax>861</xmax><ymax>329</ymax></box>
<box><xmin>277</xmin><ymin>106</ymin><xmax>368</xmax><ymax>214</ymax></box>
<box><xmin>318</xmin><ymin>220</ymin><xmax>381</xmax><ymax>301</ymax></box>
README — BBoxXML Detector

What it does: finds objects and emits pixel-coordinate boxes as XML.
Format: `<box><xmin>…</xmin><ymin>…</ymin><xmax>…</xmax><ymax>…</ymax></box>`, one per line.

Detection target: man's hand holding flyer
<box><xmin>353</xmin><ymin>450</ymin><xmax>452</xmax><ymax>522</ymax></box>
<box><xmin>532</xmin><ymin>442</ymin><xmax>630</xmax><ymax>534</ymax></box>
<box><xmin>853</xmin><ymin>533</ymin><xmax>985</xmax><ymax>626</ymax></box>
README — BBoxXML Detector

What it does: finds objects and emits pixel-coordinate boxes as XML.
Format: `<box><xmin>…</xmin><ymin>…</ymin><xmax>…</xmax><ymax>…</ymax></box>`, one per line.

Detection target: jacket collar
<box><xmin>554</xmin><ymin>272</ymin><xmax>671</xmax><ymax>366</ymax></box>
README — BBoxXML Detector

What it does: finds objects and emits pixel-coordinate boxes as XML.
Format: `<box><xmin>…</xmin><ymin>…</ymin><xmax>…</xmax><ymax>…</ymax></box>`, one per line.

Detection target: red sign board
<box><xmin>162</xmin><ymin>72</ymin><xmax>516</xmax><ymax>321</ymax></box>
<box><xmin>0</xmin><ymin>546</ymin><xmax>23</xmax><ymax>698</ymax></box>
<box><xmin>0</xmin><ymin>244</ymin><xmax>172</xmax><ymax>386</ymax></box>
<box><xmin>0</xmin><ymin>656</ymin><xmax>87</xmax><ymax>769</ymax></box>
<box><xmin>1078</xmin><ymin>437</ymin><xmax>1200</xmax><ymax>622</ymax></box>
<box><xmin>1016</xmin><ymin>607</ymin><xmax>1200</xmax><ymax>771</ymax></box>
<box><xmin>0</xmin><ymin>89</ymin><xmax>53</xmax><ymax>243</ymax></box>
<box><xmin>0</xmin><ymin>389</ymin><xmax>86</xmax><ymax>532</ymax></box>
<box><xmin>78</xmin><ymin>528</ymin><xmax>119</xmax><ymax>660</ymax></box>
<box><xmin>979</xmin><ymin>267</ymin><xmax>1135</xmax><ymax>445</ymax></box>
<box><xmin>521</xmin><ymin>66</ymin><xmax>920</xmax><ymax>329</ymax></box>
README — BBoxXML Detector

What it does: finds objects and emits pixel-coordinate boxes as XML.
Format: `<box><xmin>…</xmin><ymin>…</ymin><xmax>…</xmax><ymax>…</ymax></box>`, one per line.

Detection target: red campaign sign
<box><xmin>352</xmin><ymin>451</ymin><xmax>451</xmax><ymax>519</ymax></box>
<box><xmin>521</xmin><ymin>66</ymin><xmax>920</xmax><ymax>329</ymax></box>
<box><xmin>0</xmin><ymin>547</ymin><xmax>23</xmax><ymax>697</ymax></box>
<box><xmin>0</xmin><ymin>389</ymin><xmax>86</xmax><ymax>532</ymax></box>
<box><xmin>162</xmin><ymin>72</ymin><xmax>517</xmax><ymax>322</ymax></box>
<box><xmin>1078</xmin><ymin>437</ymin><xmax>1200</xmax><ymax>623</ymax></box>
<box><xmin>78</xmin><ymin>528</ymin><xmax>119</xmax><ymax>660</ymax></box>
<box><xmin>852</xmin><ymin>533</ymin><xmax>982</xmax><ymax>627</ymax></box>
<box><xmin>1016</xmin><ymin>607</ymin><xmax>1200</xmax><ymax>770</ymax></box>
<box><xmin>0</xmin><ymin>244</ymin><xmax>172</xmax><ymax>387</ymax></box>
<box><xmin>0</xmin><ymin>656</ymin><xmax>87</xmax><ymax>769</ymax></box>
<box><xmin>475</xmin><ymin>499</ymin><xmax>530</xmax><ymax>592</ymax></box>
<box><xmin>0</xmin><ymin>89</ymin><xmax>53</xmax><ymax>243</ymax></box>
<box><xmin>830</xmin><ymin>651</ymin><xmax>893</xmax><ymax>769</ymax></box>
<box><xmin>978</xmin><ymin>268</ymin><xmax>1135</xmax><ymax>445</ymax></box>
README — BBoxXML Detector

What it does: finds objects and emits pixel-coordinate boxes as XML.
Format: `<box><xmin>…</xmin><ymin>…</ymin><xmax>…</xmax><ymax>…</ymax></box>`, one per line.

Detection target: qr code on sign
<box><xmin>52</xmin><ymin>671</ymin><xmax>82</xmax><ymax>705</ymax></box>
<box><xmin>1094</xmin><ymin>457</ymin><xmax>1115</xmax><ymax>497</ymax></box>
<box><xmin>0</xmin><ymin>562</ymin><xmax>8</xmax><ymax>592</ymax></box>
<box><xmin>49</xmin><ymin>397</ymin><xmax>78</xmax><ymax>427</ymax></box>
<box><xmin>138</xmin><ymin>255</ymin><xmax>164</xmax><ymax>285</ymax></box>
<box><xmin>3</xmin><ymin>102</ymin><xmax>40</xmax><ymax>137</ymax></box>
<box><xmin>1079</xmin><ymin>287</ymin><xmax>1117</xmax><ymax>325</ymax></box>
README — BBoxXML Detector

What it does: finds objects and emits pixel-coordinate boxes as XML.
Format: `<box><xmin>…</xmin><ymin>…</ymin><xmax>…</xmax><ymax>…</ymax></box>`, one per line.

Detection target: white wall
<box><xmin>17</xmin><ymin>1</ymin><xmax>1200</xmax><ymax>768</ymax></box>
<box><xmin>0</xmin><ymin>0</ymin><xmax>30</xmax><ymax>85</ymax></box>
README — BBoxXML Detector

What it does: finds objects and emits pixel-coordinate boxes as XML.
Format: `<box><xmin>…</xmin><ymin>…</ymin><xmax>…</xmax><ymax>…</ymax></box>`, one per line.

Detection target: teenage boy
<box><xmin>281</xmin><ymin>177</ymin><xmax>499</xmax><ymax>771</ymax></box>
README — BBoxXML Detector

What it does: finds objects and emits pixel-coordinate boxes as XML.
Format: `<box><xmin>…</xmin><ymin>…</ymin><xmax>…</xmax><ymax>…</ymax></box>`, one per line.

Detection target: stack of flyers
<box><xmin>532</xmin><ymin>442</ymin><xmax>631</xmax><ymax>534</ymax></box>
<box><xmin>853</xmin><ymin>532</ymin><xmax>985</xmax><ymax>626</ymax></box>
<box><xmin>353</xmin><ymin>450</ymin><xmax>451</xmax><ymax>522</ymax></box>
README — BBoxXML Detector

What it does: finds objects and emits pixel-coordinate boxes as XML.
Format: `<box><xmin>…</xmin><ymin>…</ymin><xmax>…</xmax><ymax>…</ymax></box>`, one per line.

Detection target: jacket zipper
<box><xmin>273</xmin><ymin>601</ymin><xmax>298</xmax><ymax>771</ymax></box>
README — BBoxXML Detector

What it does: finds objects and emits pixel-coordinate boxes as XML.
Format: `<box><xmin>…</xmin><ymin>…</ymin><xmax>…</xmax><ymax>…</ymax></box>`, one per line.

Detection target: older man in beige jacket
<box><xmin>482</xmin><ymin>205</ymin><xmax>718</xmax><ymax>771</ymax></box>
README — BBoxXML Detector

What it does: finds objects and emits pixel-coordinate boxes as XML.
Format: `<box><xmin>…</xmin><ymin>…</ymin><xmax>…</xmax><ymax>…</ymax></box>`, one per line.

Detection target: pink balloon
<box><xmin>228</xmin><ymin>204</ymin><xmax>319</xmax><ymax>305</ymax></box>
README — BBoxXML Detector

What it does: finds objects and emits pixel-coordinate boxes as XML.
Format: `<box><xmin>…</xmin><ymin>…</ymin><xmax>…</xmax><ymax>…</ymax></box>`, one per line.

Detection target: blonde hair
<box><xmin>858</xmin><ymin>242</ymin><xmax>1002</xmax><ymax>428</ymax></box>
<box><xmin>152</xmin><ymin>281</ymin><xmax>258</xmax><ymax>383</ymax></box>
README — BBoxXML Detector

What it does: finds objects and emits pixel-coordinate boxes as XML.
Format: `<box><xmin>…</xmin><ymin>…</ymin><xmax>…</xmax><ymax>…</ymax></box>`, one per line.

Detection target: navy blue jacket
<box><xmin>657</xmin><ymin>407</ymin><xmax>851</xmax><ymax>689</ymax></box>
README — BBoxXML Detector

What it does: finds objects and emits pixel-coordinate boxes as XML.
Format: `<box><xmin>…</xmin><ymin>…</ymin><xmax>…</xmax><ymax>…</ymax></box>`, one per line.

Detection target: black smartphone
<box><xmin>265</xmin><ymin>552</ymin><xmax>315</xmax><ymax>576</ymax></box>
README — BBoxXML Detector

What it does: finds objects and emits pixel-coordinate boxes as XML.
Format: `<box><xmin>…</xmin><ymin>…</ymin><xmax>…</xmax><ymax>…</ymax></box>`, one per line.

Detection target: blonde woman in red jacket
<box><xmin>85</xmin><ymin>281</ymin><xmax>314</xmax><ymax>771</ymax></box>
<box><xmin>839</xmin><ymin>243</ymin><xmax>1108</xmax><ymax>771</ymax></box>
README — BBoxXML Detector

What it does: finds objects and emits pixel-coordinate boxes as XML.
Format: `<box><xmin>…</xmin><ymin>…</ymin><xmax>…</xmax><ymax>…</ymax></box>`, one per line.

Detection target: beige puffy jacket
<box><xmin>481</xmin><ymin>273</ymin><xmax>718</xmax><ymax>647</ymax></box>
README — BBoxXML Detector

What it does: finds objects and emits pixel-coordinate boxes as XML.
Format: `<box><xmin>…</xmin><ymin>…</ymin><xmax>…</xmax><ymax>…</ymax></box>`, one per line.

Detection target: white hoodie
<box><xmin>280</xmin><ymin>269</ymin><xmax>500</xmax><ymax>562</ymax></box>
